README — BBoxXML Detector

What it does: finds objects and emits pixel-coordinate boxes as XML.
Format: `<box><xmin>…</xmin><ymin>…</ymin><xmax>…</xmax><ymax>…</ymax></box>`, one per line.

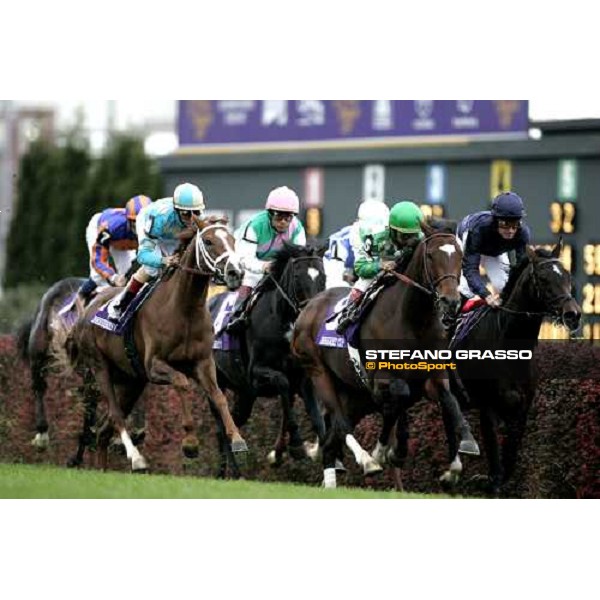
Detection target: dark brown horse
<box><xmin>16</xmin><ymin>277</ymin><xmax>87</xmax><ymax>451</ymax></box>
<box><xmin>292</xmin><ymin>222</ymin><xmax>479</xmax><ymax>488</ymax></box>
<box><xmin>67</xmin><ymin>216</ymin><xmax>248</xmax><ymax>472</ymax></box>
<box><xmin>450</xmin><ymin>242</ymin><xmax>581</xmax><ymax>495</ymax></box>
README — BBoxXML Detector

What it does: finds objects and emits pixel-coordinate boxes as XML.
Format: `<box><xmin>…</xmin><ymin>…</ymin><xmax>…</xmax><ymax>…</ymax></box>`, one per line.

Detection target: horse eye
<box><xmin>205</xmin><ymin>239</ymin><xmax>213</xmax><ymax>247</ymax></box>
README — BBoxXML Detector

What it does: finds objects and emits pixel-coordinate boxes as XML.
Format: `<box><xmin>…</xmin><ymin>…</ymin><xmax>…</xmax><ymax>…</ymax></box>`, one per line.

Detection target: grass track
<box><xmin>0</xmin><ymin>463</ymin><xmax>452</xmax><ymax>499</ymax></box>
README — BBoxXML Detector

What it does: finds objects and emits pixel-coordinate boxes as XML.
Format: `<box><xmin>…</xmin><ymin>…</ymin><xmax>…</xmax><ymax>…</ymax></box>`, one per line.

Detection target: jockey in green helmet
<box><xmin>336</xmin><ymin>200</ymin><xmax>424</xmax><ymax>333</ymax></box>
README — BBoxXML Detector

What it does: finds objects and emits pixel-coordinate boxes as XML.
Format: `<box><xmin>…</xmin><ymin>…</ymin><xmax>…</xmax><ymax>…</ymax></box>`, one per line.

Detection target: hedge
<box><xmin>0</xmin><ymin>335</ymin><xmax>598</xmax><ymax>498</ymax></box>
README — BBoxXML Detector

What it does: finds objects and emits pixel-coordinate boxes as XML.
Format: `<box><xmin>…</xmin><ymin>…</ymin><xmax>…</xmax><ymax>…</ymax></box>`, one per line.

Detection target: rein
<box><xmin>496</xmin><ymin>258</ymin><xmax>571</xmax><ymax>319</ymax></box>
<box><xmin>387</xmin><ymin>233</ymin><xmax>461</xmax><ymax>298</ymax></box>
<box><xmin>268</xmin><ymin>255</ymin><xmax>322</xmax><ymax>315</ymax></box>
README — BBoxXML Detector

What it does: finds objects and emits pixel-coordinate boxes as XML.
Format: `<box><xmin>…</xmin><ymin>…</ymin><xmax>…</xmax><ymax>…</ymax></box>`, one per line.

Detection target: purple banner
<box><xmin>178</xmin><ymin>101</ymin><xmax>528</xmax><ymax>147</ymax></box>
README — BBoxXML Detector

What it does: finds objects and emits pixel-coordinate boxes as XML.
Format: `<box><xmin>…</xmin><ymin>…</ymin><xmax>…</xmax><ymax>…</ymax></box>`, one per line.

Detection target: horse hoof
<box><xmin>372</xmin><ymin>442</ymin><xmax>387</xmax><ymax>466</ymax></box>
<box><xmin>459</xmin><ymin>439</ymin><xmax>480</xmax><ymax>456</ymax></box>
<box><xmin>439</xmin><ymin>470</ymin><xmax>460</xmax><ymax>487</ymax></box>
<box><xmin>31</xmin><ymin>432</ymin><xmax>50</xmax><ymax>451</ymax></box>
<box><xmin>66</xmin><ymin>457</ymin><xmax>81</xmax><ymax>469</ymax></box>
<box><xmin>288</xmin><ymin>444</ymin><xmax>306</xmax><ymax>461</ymax></box>
<box><xmin>132</xmin><ymin>456</ymin><xmax>148</xmax><ymax>472</ymax></box>
<box><xmin>231</xmin><ymin>439</ymin><xmax>248</xmax><ymax>454</ymax></box>
<box><xmin>303</xmin><ymin>440</ymin><xmax>320</xmax><ymax>461</ymax></box>
<box><xmin>182</xmin><ymin>445</ymin><xmax>199</xmax><ymax>459</ymax></box>
<box><xmin>267</xmin><ymin>449</ymin><xmax>284</xmax><ymax>467</ymax></box>
<box><xmin>334</xmin><ymin>459</ymin><xmax>347</xmax><ymax>473</ymax></box>
<box><xmin>363</xmin><ymin>457</ymin><xmax>384</xmax><ymax>476</ymax></box>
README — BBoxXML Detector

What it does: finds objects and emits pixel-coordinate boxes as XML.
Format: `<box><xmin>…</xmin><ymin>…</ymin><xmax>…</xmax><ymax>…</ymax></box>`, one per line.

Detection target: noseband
<box><xmin>387</xmin><ymin>233</ymin><xmax>461</xmax><ymax>301</ymax></box>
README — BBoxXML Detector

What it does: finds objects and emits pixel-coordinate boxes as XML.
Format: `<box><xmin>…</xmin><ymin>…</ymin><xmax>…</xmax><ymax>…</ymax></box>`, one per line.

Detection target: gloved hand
<box><xmin>162</xmin><ymin>255</ymin><xmax>180</xmax><ymax>268</ymax></box>
<box><xmin>485</xmin><ymin>292</ymin><xmax>502</xmax><ymax>308</ymax></box>
<box><xmin>382</xmin><ymin>261</ymin><xmax>396</xmax><ymax>272</ymax></box>
<box><xmin>108</xmin><ymin>274</ymin><xmax>127</xmax><ymax>287</ymax></box>
<box><xmin>263</xmin><ymin>261</ymin><xmax>273</xmax><ymax>273</ymax></box>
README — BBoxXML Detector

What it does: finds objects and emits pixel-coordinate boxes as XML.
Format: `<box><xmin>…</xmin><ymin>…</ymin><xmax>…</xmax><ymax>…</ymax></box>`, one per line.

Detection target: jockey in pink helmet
<box><xmin>225</xmin><ymin>186</ymin><xmax>306</xmax><ymax>333</ymax></box>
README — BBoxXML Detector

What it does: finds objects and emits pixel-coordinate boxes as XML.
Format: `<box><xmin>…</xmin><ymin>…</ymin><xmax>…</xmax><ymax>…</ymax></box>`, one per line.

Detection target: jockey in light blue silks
<box><xmin>323</xmin><ymin>223</ymin><xmax>359</xmax><ymax>288</ymax></box>
<box><xmin>108</xmin><ymin>183</ymin><xmax>205</xmax><ymax>320</ymax></box>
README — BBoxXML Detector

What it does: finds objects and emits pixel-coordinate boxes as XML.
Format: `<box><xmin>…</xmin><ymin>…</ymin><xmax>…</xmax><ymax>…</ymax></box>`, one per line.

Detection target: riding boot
<box><xmin>108</xmin><ymin>277</ymin><xmax>144</xmax><ymax>321</ymax></box>
<box><xmin>77</xmin><ymin>278</ymin><xmax>98</xmax><ymax>306</ymax></box>
<box><xmin>336</xmin><ymin>288</ymin><xmax>364</xmax><ymax>334</ymax></box>
<box><xmin>224</xmin><ymin>285</ymin><xmax>254</xmax><ymax>333</ymax></box>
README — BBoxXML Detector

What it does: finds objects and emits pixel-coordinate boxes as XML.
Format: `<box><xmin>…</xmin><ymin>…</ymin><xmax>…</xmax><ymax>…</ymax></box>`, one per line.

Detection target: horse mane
<box><xmin>263</xmin><ymin>243</ymin><xmax>320</xmax><ymax>287</ymax></box>
<box><xmin>500</xmin><ymin>247</ymin><xmax>554</xmax><ymax>302</ymax></box>
<box><xmin>426</xmin><ymin>216</ymin><xmax>457</xmax><ymax>234</ymax></box>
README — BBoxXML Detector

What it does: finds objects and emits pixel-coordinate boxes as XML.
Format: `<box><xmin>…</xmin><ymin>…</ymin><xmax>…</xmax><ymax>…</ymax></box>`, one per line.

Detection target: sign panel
<box><xmin>178</xmin><ymin>101</ymin><xmax>529</xmax><ymax>147</ymax></box>
<box><xmin>490</xmin><ymin>160</ymin><xmax>512</xmax><ymax>199</ymax></box>
<box><xmin>363</xmin><ymin>165</ymin><xmax>385</xmax><ymax>202</ymax></box>
<box><xmin>304</xmin><ymin>167</ymin><xmax>324</xmax><ymax>208</ymax></box>
<box><xmin>426</xmin><ymin>164</ymin><xmax>446</xmax><ymax>204</ymax></box>
<box><xmin>557</xmin><ymin>159</ymin><xmax>578</xmax><ymax>201</ymax></box>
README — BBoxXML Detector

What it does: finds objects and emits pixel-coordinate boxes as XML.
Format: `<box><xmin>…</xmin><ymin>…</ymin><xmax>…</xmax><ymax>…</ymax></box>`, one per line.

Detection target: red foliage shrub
<box><xmin>0</xmin><ymin>335</ymin><xmax>597</xmax><ymax>498</ymax></box>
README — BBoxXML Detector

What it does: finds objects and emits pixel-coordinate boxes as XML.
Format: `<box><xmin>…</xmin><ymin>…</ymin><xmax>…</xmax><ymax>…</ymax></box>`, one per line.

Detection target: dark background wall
<box><xmin>160</xmin><ymin>123</ymin><xmax>600</xmax><ymax>337</ymax></box>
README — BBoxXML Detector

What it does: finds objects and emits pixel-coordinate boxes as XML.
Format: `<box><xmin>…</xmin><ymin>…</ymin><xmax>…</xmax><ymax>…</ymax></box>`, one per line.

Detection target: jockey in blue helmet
<box><xmin>457</xmin><ymin>191</ymin><xmax>531</xmax><ymax>307</ymax></box>
<box><xmin>108</xmin><ymin>183</ymin><xmax>205</xmax><ymax>320</ymax></box>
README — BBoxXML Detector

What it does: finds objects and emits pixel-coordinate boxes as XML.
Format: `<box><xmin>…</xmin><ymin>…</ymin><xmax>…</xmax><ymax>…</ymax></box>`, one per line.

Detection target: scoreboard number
<box><xmin>549</xmin><ymin>201</ymin><xmax>576</xmax><ymax>234</ymax></box>
<box><xmin>582</xmin><ymin>283</ymin><xmax>600</xmax><ymax>315</ymax></box>
<box><xmin>419</xmin><ymin>204</ymin><xmax>445</xmax><ymax>219</ymax></box>
<box><xmin>583</xmin><ymin>244</ymin><xmax>600</xmax><ymax>276</ymax></box>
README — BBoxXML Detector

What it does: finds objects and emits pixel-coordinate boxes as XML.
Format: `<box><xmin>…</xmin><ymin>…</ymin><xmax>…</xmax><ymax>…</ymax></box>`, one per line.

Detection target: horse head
<box><xmin>517</xmin><ymin>241</ymin><xmax>581</xmax><ymax>332</ymax></box>
<box><xmin>190</xmin><ymin>215</ymin><xmax>244</xmax><ymax>290</ymax></box>
<box><xmin>269</xmin><ymin>243</ymin><xmax>327</xmax><ymax>312</ymax></box>
<box><xmin>409</xmin><ymin>220</ymin><xmax>463</xmax><ymax>323</ymax></box>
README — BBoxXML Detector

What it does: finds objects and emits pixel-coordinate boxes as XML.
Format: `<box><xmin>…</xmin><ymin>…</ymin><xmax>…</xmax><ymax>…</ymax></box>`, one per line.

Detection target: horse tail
<box><xmin>15</xmin><ymin>317</ymin><xmax>34</xmax><ymax>363</ymax></box>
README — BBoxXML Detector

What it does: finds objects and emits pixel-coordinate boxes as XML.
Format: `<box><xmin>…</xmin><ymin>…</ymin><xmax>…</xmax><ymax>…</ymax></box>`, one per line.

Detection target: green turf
<box><xmin>0</xmin><ymin>463</ymin><xmax>451</xmax><ymax>499</ymax></box>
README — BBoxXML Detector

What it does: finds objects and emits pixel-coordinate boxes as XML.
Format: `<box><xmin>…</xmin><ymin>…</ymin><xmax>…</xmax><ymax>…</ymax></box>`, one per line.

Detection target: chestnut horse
<box><xmin>67</xmin><ymin>216</ymin><xmax>248</xmax><ymax>472</ymax></box>
<box><xmin>292</xmin><ymin>222</ymin><xmax>479</xmax><ymax>489</ymax></box>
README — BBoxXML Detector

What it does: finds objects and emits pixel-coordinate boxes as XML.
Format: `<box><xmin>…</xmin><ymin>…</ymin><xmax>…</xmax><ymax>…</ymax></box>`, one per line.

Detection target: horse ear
<box><xmin>316</xmin><ymin>243</ymin><xmax>328</xmax><ymax>258</ymax></box>
<box><xmin>552</xmin><ymin>236</ymin><xmax>563</xmax><ymax>258</ymax></box>
<box><xmin>526</xmin><ymin>245</ymin><xmax>537</xmax><ymax>261</ymax></box>
<box><xmin>420</xmin><ymin>219</ymin><xmax>434</xmax><ymax>237</ymax></box>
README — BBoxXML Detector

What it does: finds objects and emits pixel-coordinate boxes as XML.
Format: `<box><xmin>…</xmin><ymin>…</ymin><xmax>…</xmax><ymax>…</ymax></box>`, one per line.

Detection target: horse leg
<box><xmin>95</xmin><ymin>358</ymin><xmax>147</xmax><ymax>472</ymax></box>
<box><xmin>67</xmin><ymin>368</ymin><xmax>99</xmax><ymax>468</ymax></box>
<box><xmin>388</xmin><ymin>407</ymin><xmax>410</xmax><ymax>492</ymax></box>
<box><xmin>148</xmin><ymin>357</ymin><xmax>200</xmax><ymax>459</ymax></box>
<box><xmin>479</xmin><ymin>407</ymin><xmax>503</xmax><ymax>496</ymax></box>
<box><xmin>372</xmin><ymin>379</ymin><xmax>406</xmax><ymax>466</ymax></box>
<box><xmin>192</xmin><ymin>358</ymin><xmax>248</xmax><ymax>453</ymax></box>
<box><xmin>425</xmin><ymin>378</ymin><xmax>473</xmax><ymax>487</ymax></box>
<box><xmin>208</xmin><ymin>399</ymin><xmax>241</xmax><ymax>480</ymax></box>
<box><xmin>501</xmin><ymin>402</ymin><xmax>529</xmax><ymax>488</ymax></box>
<box><xmin>30</xmin><ymin>357</ymin><xmax>50</xmax><ymax>450</ymax></box>
<box><xmin>298</xmin><ymin>377</ymin><xmax>326</xmax><ymax>462</ymax></box>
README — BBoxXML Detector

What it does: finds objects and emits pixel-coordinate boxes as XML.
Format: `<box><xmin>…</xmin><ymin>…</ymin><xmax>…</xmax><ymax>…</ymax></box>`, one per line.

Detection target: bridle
<box><xmin>386</xmin><ymin>233</ymin><xmax>461</xmax><ymax>303</ymax></box>
<box><xmin>498</xmin><ymin>257</ymin><xmax>573</xmax><ymax>320</ymax></box>
<box><xmin>268</xmin><ymin>255</ymin><xmax>323</xmax><ymax>316</ymax></box>
<box><xmin>177</xmin><ymin>223</ymin><xmax>239</xmax><ymax>281</ymax></box>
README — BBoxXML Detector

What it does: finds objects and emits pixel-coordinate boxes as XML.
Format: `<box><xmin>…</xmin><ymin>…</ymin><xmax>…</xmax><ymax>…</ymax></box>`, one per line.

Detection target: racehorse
<box><xmin>67</xmin><ymin>216</ymin><xmax>249</xmax><ymax>472</ymax></box>
<box><xmin>292</xmin><ymin>221</ymin><xmax>479</xmax><ymax>489</ymax></box>
<box><xmin>210</xmin><ymin>243</ymin><xmax>327</xmax><ymax>476</ymax></box>
<box><xmin>450</xmin><ymin>242</ymin><xmax>581</xmax><ymax>496</ymax></box>
<box><xmin>16</xmin><ymin>277</ymin><xmax>86</xmax><ymax>451</ymax></box>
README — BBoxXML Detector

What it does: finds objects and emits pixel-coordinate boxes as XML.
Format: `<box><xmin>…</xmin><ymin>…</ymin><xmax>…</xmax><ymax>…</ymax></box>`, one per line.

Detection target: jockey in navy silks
<box><xmin>457</xmin><ymin>191</ymin><xmax>532</xmax><ymax>308</ymax></box>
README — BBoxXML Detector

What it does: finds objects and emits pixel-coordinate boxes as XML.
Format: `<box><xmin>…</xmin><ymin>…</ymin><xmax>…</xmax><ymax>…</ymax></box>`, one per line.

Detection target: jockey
<box><xmin>323</xmin><ymin>223</ymin><xmax>359</xmax><ymax>288</ymax></box>
<box><xmin>457</xmin><ymin>191</ymin><xmax>531</xmax><ymax>308</ymax></box>
<box><xmin>107</xmin><ymin>183</ymin><xmax>205</xmax><ymax>321</ymax></box>
<box><xmin>336</xmin><ymin>200</ymin><xmax>424</xmax><ymax>333</ymax></box>
<box><xmin>224</xmin><ymin>186</ymin><xmax>306</xmax><ymax>332</ymax></box>
<box><xmin>75</xmin><ymin>195</ymin><xmax>152</xmax><ymax>305</ymax></box>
